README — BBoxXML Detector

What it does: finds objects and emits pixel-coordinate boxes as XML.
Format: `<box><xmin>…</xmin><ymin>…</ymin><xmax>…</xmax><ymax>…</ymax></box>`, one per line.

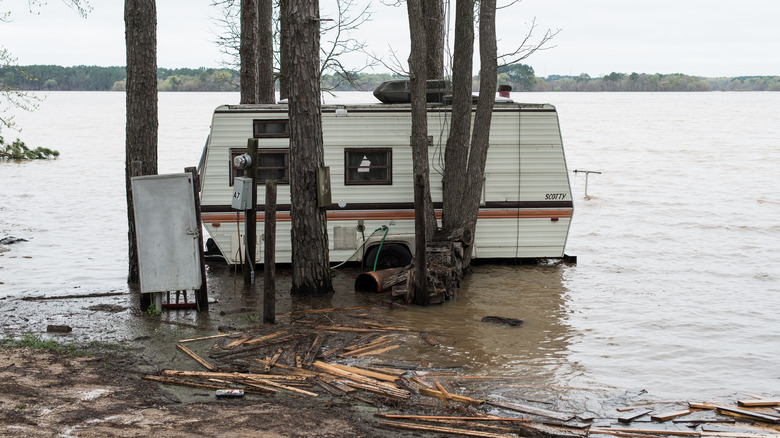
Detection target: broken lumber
<box><xmin>378</xmin><ymin>420</ymin><xmax>516</xmax><ymax>438</ymax></box>
<box><xmin>714</xmin><ymin>406</ymin><xmax>780</xmax><ymax>424</ymax></box>
<box><xmin>327</xmin><ymin>363</ymin><xmax>400</xmax><ymax>382</ymax></box>
<box><xmin>419</xmin><ymin>387</ymin><xmax>484</xmax><ymax>406</ymax></box>
<box><xmin>179</xmin><ymin>333</ymin><xmax>236</xmax><ymax>343</ymax></box>
<box><xmin>312</xmin><ymin>361</ymin><xmax>407</xmax><ymax>394</ymax></box>
<box><xmin>376</xmin><ymin>413</ymin><xmax>531</xmax><ymax>422</ymax></box>
<box><xmin>651</xmin><ymin>409</ymin><xmax>693</xmax><ymax>422</ymax></box>
<box><xmin>486</xmin><ymin>400</ymin><xmax>575</xmax><ymax>422</ymax></box>
<box><xmin>244</xmin><ymin>376</ymin><xmax>319</xmax><ymax>397</ymax></box>
<box><xmin>176</xmin><ymin>344</ymin><xmax>217</xmax><ymax>371</ymax></box>
<box><xmin>160</xmin><ymin>370</ymin><xmax>306</xmax><ymax>381</ymax></box>
<box><xmin>353</xmin><ymin>343</ymin><xmax>400</xmax><ymax>358</ymax></box>
<box><xmin>738</xmin><ymin>400</ymin><xmax>780</xmax><ymax>408</ymax></box>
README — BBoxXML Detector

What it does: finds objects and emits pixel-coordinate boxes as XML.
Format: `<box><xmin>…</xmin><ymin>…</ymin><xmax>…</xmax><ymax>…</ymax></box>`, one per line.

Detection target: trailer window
<box><xmin>345</xmin><ymin>148</ymin><xmax>392</xmax><ymax>185</ymax></box>
<box><xmin>253</xmin><ymin>119</ymin><xmax>289</xmax><ymax>138</ymax></box>
<box><xmin>230</xmin><ymin>149</ymin><xmax>290</xmax><ymax>184</ymax></box>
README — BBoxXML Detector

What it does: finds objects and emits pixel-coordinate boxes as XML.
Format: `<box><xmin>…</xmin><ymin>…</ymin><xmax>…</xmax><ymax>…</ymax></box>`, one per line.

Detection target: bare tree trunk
<box><xmin>407</xmin><ymin>0</ymin><xmax>431</xmax><ymax>304</ymax></box>
<box><xmin>278</xmin><ymin>0</ymin><xmax>289</xmax><ymax>101</ymax></box>
<box><xmin>258</xmin><ymin>0</ymin><xmax>275</xmax><ymax>103</ymax></box>
<box><xmin>461</xmin><ymin>0</ymin><xmax>497</xmax><ymax>266</ymax></box>
<box><xmin>286</xmin><ymin>0</ymin><xmax>333</xmax><ymax>296</ymax></box>
<box><xmin>124</xmin><ymin>0</ymin><xmax>158</xmax><ymax>285</ymax></box>
<box><xmin>441</xmin><ymin>0</ymin><xmax>474</xmax><ymax>231</ymax></box>
<box><xmin>422</xmin><ymin>0</ymin><xmax>444</xmax><ymax>79</ymax></box>
<box><xmin>240</xmin><ymin>0</ymin><xmax>259</xmax><ymax>103</ymax></box>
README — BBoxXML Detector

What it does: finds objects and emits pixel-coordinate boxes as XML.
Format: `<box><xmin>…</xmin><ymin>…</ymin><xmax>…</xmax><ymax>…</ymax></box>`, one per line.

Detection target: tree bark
<box><xmin>124</xmin><ymin>0</ymin><xmax>158</xmax><ymax>285</ymax></box>
<box><xmin>258</xmin><ymin>0</ymin><xmax>275</xmax><ymax>103</ymax></box>
<box><xmin>240</xmin><ymin>0</ymin><xmax>259</xmax><ymax>104</ymax></box>
<box><xmin>278</xmin><ymin>0</ymin><xmax>289</xmax><ymax>101</ymax></box>
<box><xmin>422</xmin><ymin>0</ymin><xmax>444</xmax><ymax>79</ymax></box>
<box><xmin>286</xmin><ymin>0</ymin><xmax>333</xmax><ymax>296</ymax></box>
<box><xmin>462</xmin><ymin>0</ymin><xmax>497</xmax><ymax>255</ymax></box>
<box><xmin>441</xmin><ymin>0</ymin><xmax>474</xmax><ymax>231</ymax></box>
<box><xmin>407</xmin><ymin>0</ymin><xmax>432</xmax><ymax>304</ymax></box>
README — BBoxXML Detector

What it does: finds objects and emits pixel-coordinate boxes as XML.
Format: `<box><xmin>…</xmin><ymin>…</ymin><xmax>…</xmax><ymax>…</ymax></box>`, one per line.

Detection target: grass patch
<box><xmin>1</xmin><ymin>334</ymin><xmax>124</xmax><ymax>357</ymax></box>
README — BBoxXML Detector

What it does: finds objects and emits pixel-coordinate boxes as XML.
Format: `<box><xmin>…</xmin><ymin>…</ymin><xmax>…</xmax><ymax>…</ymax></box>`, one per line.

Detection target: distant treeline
<box><xmin>2</xmin><ymin>65</ymin><xmax>779</xmax><ymax>92</ymax></box>
<box><xmin>0</xmin><ymin>65</ymin><xmax>238</xmax><ymax>91</ymax></box>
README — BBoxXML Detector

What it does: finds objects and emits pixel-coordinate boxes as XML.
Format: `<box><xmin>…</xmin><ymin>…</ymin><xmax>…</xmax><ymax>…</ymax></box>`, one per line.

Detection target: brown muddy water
<box><xmin>1</xmin><ymin>92</ymin><xmax>779</xmax><ymax>407</ymax></box>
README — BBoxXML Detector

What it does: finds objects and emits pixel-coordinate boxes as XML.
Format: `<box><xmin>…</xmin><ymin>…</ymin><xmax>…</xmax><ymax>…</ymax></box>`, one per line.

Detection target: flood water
<box><xmin>1</xmin><ymin>91</ymin><xmax>778</xmax><ymax>403</ymax></box>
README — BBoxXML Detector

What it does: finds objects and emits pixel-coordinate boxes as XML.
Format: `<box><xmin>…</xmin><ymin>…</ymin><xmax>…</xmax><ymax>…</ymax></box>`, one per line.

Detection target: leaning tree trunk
<box><xmin>441</xmin><ymin>0</ymin><xmax>475</xmax><ymax>232</ymax></box>
<box><xmin>240</xmin><ymin>0</ymin><xmax>259</xmax><ymax>103</ymax></box>
<box><xmin>258</xmin><ymin>0</ymin><xmax>275</xmax><ymax>103</ymax></box>
<box><xmin>460</xmin><ymin>0</ymin><xmax>497</xmax><ymax>265</ymax></box>
<box><xmin>286</xmin><ymin>0</ymin><xmax>333</xmax><ymax>296</ymax></box>
<box><xmin>422</xmin><ymin>0</ymin><xmax>445</xmax><ymax>79</ymax></box>
<box><xmin>124</xmin><ymin>0</ymin><xmax>158</xmax><ymax>285</ymax></box>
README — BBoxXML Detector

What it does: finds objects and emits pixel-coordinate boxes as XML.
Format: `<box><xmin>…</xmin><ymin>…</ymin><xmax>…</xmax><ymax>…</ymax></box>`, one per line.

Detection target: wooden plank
<box><xmin>378</xmin><ymin>420</ymin><xmax>518</xmax><ymax>438</ymax></box>
<box><xmin>244</xmin><ymin>376</ymin><xmax>319</xmax><ymax>397</ymax></box>
<box><xmin>715</xmin><ymin>406</ymin><xmax>780</xmax><ymax>423</ymax></box>
<box><xmin>327</xmin><ymin>363</ymin><xmax>400</xmax><ymax>382</ymax></box>
<box><xmin>178</xmin><ymin>333</ymin><xmax>236</xmax><ymax>343</ymax></box>
<box><xmin>312</xmin><ymin>361</ymin><xmax>406</xmax><ymax>394</ymax></box>
<box><xmin>344</xmin><ymin>381</ymin><xmax>411</xmax><ymax>400</ymax></box>
<box><xmin>160</xmin><ymin>370</ymin><xmax>306</xmax><ymax>381</ymax></box>
<box><xmin>354</xmin><ymin>344</ymin><xmax>400</xmax><ymax>358</ymax></box>
<box><xmin>419</xmin><ymin>388</ymin><xmax>484</xmax><ymax>406</ymax></box>
<box><xmin>433</xmin><ymin>379</ymin><xmax>453</xmax><ymax>407</ymax></box>
<box><xmin>618</xmin><ymin>409</ymin><xmax>653</xmax><ymax>423</ymax></box>
<box><xmin>302</xmin><ymin>334</ymin><xmax>326</xmax><ymax>367</ymax></box>
<box><xmin>486</xmin><ymin>400</ymin><xmax>575</xmax><ymax>422</ymax></box>
<box><xmin>376</xmin><ymin>413</ymin><xmax>531</xmax><ymax>422</ymax></box>
<box><xmin>738</xmin><ymin>400</ymin><xmax>780</xmax><ymax>408</ymax></box>
<box><xmin>344</xmin><ymin>335</ymin><xmax>389</xmax><ymax>351</ymax></box>
<box><xmin>591</xmin><ymin>427</ymin><xmax>700</xmax><ymax>437</ymax></box>
<box><xmin>225</xmin><ymin>335</ymin><xmax>252</xmax><ymax>349</ymax></box>
<box><xmin>339</xmin><ymin>339</ymin><xmax>393</xmax><ymax>357</ymax></box>
<box><xmin>244</xmin><ymin>331</ymin><xmax>289</xmax><ymax>346</ymax></box>
<box><xmin>651</xmin><ymin>409</ymin><xmax>693</xmax><ymax>422</ymax></box>
<box><xmin>689</xmin><ymin>402</ymin><xmax>719</xmax><ymax>410</ymax></box>
<box><xmin>176</xmin><ymin>344</ymin><xmax>217</xmax><ymax>371</ymax></box>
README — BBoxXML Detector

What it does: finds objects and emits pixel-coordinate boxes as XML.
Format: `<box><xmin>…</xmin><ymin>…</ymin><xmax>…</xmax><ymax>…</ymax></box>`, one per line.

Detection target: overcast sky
<box><xmin>1</xmin><ymin>0</ymin><xmax>777</xmax><ymax>78</ymax></box>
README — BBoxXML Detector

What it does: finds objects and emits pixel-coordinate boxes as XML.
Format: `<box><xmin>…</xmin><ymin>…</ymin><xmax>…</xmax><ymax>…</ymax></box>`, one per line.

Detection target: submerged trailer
<box><xmin>198</xmin><ymin>97</ymin><xmax>573</xmax><ymax>267</ymax></box>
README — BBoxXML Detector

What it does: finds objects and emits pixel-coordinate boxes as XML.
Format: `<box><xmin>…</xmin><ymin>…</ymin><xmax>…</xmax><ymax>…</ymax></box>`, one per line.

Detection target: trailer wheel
<box><xmin>365</xmin><ymin>244</ymin><xmax>412</xmax><ymax>270</ymax></box>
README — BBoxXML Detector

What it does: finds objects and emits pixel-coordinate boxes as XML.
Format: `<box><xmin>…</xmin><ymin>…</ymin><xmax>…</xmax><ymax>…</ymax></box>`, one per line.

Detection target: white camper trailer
<box><xmin>198</xmin><ymin>95</ymin><xmax>573</xmax><ymax>268</ymax></box>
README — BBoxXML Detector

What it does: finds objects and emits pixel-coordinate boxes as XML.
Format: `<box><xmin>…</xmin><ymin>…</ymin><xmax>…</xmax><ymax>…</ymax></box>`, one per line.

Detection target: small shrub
<box><xmin>0</xmin><ymin>136</ymin><xmax>59</xmax><ymax>160</ymax></box>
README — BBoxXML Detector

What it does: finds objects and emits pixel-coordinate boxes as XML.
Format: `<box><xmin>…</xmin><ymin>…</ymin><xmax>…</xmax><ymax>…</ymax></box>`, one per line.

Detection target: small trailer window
<box><xmin>253</xmin><ymin>119</ymin><xmax>289</xmax><ymax>138</ymax></box>
<box><xmin>230</xmin><ymin>149</ymin><xmax>290</xmax><ymax>184</ymax></box>
<box><xmin>344</xmin><ymin>148</ymin><xmax>392</xmax><ymax>185</ymax></box>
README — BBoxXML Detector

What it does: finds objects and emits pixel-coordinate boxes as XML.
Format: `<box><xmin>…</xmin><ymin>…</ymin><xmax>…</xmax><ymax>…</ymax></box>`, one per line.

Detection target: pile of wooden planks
<box><xmin>144</xmin><ymin>306</ymin><xmax>780</xmax><ymax>438</ymax></box>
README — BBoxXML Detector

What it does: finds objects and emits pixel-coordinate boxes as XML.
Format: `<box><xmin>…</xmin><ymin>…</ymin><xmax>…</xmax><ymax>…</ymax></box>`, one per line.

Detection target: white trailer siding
<box><xmin>199</xmin><ymin>102</ymin><xmax>572</xmax><ymax>264</ymax></box>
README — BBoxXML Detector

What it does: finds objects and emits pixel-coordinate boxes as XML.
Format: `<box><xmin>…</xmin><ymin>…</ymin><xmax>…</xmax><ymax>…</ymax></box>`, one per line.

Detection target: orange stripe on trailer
<box><xmin>202</xmin><ymin>209</ymin><xmax>572</xmax><ymax>224</ymax></box>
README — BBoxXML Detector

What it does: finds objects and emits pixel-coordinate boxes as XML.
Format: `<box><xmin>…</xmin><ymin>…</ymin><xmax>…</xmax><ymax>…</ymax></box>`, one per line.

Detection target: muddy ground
<box><xmin>0</xmin><ymin>345</ymin><xmax>423</xmax><ymax>437</ymax></box>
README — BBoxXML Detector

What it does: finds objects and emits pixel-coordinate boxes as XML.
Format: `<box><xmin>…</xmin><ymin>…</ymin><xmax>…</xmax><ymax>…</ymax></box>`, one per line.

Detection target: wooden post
<box><xmin>244</xmin><ymin>138</ymin><xmax>259</xmax><ymax>284</ymax></box>
<box><xmin>185</xmin><ymin>166</ymin><xmax>208</xmax><ymax>311</ymax></box>
<box><xmin>413</xmin><ymin>174</ymin><xmax>428</xmax><ymax>305</ymax></box>
<box><xmin>263</xmin><ymin>180</ymin><xmax>277</xmax><ymax>323</ymax></box>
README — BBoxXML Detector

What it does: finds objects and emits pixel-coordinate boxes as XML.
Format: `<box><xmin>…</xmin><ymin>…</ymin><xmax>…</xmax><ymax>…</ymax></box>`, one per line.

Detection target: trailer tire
<box><xmin>365</xmin><ymin>244</ymin><xmax>412</xmax><ymax>270</ymax></box>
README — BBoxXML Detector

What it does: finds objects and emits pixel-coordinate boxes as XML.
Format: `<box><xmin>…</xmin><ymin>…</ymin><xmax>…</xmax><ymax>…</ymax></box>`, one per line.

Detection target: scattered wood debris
<box><xmin>142</xmin><ymin>305</ymin><xmax>780</xmax><ymax>438</ymax></box>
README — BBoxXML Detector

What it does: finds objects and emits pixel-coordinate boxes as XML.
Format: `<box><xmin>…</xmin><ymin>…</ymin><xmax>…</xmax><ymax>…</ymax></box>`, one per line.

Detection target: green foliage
<box><xmin>0</xmin><ymin>136</ymin><xmax>59</xmax><ymax>160</ymax></box>
<box><xmin>144</xmin><ymin>303</ymin><xmax>162</xmax><ymax>317</ymax></box>
<box><xmin>497</xmin><ymin>63</ymin><xmax>536</xmax><ymax>91</ymax></box>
